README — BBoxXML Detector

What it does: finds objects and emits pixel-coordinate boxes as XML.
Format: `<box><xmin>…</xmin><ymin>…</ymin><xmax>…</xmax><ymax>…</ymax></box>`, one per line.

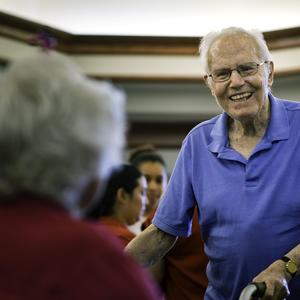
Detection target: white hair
<box><xmin>199</xmin><ymin>27</ymin><xmax>273</xmax><ymax>74</ymax></box>
<box><xmin>0</xmin><ymin>51</ymin><xmax>125</xmax><ymax>213</ymax></box>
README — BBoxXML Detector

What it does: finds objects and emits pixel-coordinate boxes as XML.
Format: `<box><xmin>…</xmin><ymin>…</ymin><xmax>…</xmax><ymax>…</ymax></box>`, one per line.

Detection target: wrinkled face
<box><xmin>125</xmin><ymin>176</ymin><xmax>147</xmax><ymax>225</ymax></box>
<box><xmin>138</xmin><ymin>162</ymin><xmax>168</xmax><ymax>214</ymax></box>
<box><xmin>205</xmin><ymin>33</ymin><xmax>274</xmax><ymax>122</ymax></box>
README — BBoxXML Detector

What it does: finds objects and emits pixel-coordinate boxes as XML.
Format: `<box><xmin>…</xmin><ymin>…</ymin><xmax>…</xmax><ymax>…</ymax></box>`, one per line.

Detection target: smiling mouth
<box><xmin>229</xmin><ymin>92</ymin><xmax>252</xmax><ymax>102</ymax></box>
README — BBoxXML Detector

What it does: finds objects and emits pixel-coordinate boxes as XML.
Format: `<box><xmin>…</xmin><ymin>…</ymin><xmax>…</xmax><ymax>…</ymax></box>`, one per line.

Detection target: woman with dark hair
<box><xmin>97</xmin><ymin>164</ymin><xmax>147</xmax><ymax>246</ymax></box>
<box><xmin>129</xmin><ymin>145</ymin><xmax>208</xmax><ymax>300</ymax></box>
<box><xmin>129</xmin><ymin>146</ymin><xmax>168</xmax><ymax>231</ymax></box>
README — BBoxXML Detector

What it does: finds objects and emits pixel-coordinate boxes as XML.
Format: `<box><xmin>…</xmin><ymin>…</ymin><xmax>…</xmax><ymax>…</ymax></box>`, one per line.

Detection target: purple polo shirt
<box><xmin>153</xmin><ymin>94</ymin><xmax>300</xmax><ymax>300</ymax></box>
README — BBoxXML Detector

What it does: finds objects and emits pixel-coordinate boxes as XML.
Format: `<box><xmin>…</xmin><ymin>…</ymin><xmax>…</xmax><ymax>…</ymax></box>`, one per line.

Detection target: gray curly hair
<box><xmin>0</xmin><ymin>50</ymin><xmax>125</xmax><ymax>213</ymax></box>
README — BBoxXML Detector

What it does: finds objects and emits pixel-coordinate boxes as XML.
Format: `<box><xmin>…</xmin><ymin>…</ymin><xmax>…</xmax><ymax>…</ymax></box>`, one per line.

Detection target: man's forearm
<box><xmin>125</xmin><ymin>224</ymin><xmax>177</xmax><ymax>267</ymax></box>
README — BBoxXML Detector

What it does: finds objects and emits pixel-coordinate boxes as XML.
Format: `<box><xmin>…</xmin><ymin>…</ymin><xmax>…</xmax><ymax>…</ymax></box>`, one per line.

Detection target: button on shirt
<box><xmin>153</xmin><ymin>94</ymin><xmax>300</xmax><ymax>300</ymax></box>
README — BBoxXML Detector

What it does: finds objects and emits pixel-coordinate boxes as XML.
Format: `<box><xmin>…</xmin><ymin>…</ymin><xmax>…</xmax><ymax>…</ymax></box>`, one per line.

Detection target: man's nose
<box><xmin>229</xmin><ymin>70</ymin><xmax>245</xmax><ymax>87</ymax></box>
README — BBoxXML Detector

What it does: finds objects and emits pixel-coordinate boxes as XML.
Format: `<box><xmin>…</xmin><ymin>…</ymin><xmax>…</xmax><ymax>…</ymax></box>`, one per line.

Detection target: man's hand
<box><xmin>252</xmin><ymin>260</ymin><xmax>291</xmax><ymax>300</ymax></box>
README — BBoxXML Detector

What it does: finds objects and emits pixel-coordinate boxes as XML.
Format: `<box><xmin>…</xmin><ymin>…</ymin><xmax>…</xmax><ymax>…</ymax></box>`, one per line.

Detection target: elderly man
<box><xmin>0</xmin><ymin>51</ymin><xmax>160</xmax><ymax>300</ymax></box>
<box><xmin>126</xmin><ymin>27</ymin><xmax>300</xmax><ymax>300</ymax></box>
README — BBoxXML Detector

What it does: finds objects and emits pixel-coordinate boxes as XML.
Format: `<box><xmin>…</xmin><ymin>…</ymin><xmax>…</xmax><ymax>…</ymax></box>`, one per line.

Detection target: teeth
<box><xmin>230</xmin><ymin>92</ymin><xmax>251</xmax><ymax>101</ymax></box>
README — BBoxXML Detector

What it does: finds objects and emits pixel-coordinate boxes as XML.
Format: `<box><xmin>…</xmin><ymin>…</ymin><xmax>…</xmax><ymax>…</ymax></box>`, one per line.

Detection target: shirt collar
<box><xmin>266</xmin><ymin>93</ymin><xmax>290</xmax><ymax>142</ymax></box>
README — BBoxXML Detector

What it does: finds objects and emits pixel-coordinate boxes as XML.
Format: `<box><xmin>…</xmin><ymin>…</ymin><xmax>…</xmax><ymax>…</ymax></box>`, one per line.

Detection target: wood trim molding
<box><xmin>127</xmin><ymin>120</ymin><xmax>202</xmax><ymax>149</ymax></box>
<box><xmin>0</xmin><ymin>11</ymin><xmax>72</xmax><ymax>45</ymax></box>
<box><xmin>1</xmin><ymin>11</ymin><xmax>300</xmax><ymax>55</ymax></box>
<box><xmin>92</xmin><ymin>67</ymin><xmax>300</xmax><ymax>83</ymax></box>
<box><xmin>1</xmin><ymin>60</ymin><xmax>298</xmax><ymax>83</ymax></box>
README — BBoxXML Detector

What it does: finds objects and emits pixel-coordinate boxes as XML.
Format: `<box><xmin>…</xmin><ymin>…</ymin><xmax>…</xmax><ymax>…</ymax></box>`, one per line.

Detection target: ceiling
<box><xmin>0</xmin><ymin>0</ymin><xmax>299</xmax><ymax>37</ymax></box>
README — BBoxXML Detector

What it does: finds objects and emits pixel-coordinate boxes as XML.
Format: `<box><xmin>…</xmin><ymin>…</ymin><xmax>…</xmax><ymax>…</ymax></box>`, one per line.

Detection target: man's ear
<box><xmin>204</xmin><ymin>75</ymin><xmax>215</xmax><ymax>96</ymax></box>
<box><xmin>204</xmin><ymin>75</ymin><xmax>209</xmax><ymax>86</ymax></box>
<box><xmin>267</xmin><ymin>61</ymin><xmax>274</xmax><ymax>87</ymax></box>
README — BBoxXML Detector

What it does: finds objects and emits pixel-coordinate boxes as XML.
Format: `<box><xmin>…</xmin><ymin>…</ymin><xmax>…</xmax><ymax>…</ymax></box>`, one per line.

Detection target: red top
<box><xmin>98</xmin><ymin>216</ymin><xmax>136</xmax><ymax>246</ymax></box>
<box><xmin>163</xmin><ymin>209</ymin><xmax>208</xmax><ymax>300</ymax></box>
<box><xmin>143</xmin><ymin>207</ymin><xmax>208</xmax><ymax>300</ymax></box>
<box><xmin>141</xmin><ymin>209</ymin><xmax>156</xmax><ymax>231</ymax></box>
<box><xmin>0</xmin><ymin>196</ymin><xmax>160</xmax><ymax>300</ymax></box>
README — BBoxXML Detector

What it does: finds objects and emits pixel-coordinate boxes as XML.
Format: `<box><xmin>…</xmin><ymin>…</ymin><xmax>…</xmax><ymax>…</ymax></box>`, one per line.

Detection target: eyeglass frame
<box><xmin>206</xmin><ymin>61</ymin><xmax>270</xmax><ymax>83</ymax></box>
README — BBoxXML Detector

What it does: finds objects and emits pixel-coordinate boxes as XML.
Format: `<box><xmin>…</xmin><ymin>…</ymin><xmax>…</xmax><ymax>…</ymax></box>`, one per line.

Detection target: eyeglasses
<box><xmin>207</xmin><ymin>61</ymin><xmax>269</xmax><ymax>82</ymax></box>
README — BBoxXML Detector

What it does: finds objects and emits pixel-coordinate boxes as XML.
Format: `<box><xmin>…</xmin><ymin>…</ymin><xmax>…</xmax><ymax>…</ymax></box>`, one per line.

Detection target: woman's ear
<box><xmin>116</xmin><ymin>187</ymin><xmax>128</xmax><ymax>205</ymax></box>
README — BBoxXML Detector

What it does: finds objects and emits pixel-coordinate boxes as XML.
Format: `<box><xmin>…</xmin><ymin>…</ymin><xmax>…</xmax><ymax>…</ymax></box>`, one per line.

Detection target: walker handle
<box><xmin>239</xmin><ymin>282</ymin><xmax>266</xmax><ymax>300</ymax></box>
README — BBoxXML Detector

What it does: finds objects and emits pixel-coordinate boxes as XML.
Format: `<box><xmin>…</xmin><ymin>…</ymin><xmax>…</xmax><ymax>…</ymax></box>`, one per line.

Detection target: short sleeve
<box><xmin>153</xmin><ymin>137</ymin><xmax>196</xmax><ymax>237</ymax></box>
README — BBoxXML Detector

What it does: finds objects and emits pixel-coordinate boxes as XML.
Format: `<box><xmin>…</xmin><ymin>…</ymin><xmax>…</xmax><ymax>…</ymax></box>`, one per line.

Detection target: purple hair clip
<box><xmin>29</xmin><ymin>32</ymin><xmax>57</xmax><ymax>51</ymax></box>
